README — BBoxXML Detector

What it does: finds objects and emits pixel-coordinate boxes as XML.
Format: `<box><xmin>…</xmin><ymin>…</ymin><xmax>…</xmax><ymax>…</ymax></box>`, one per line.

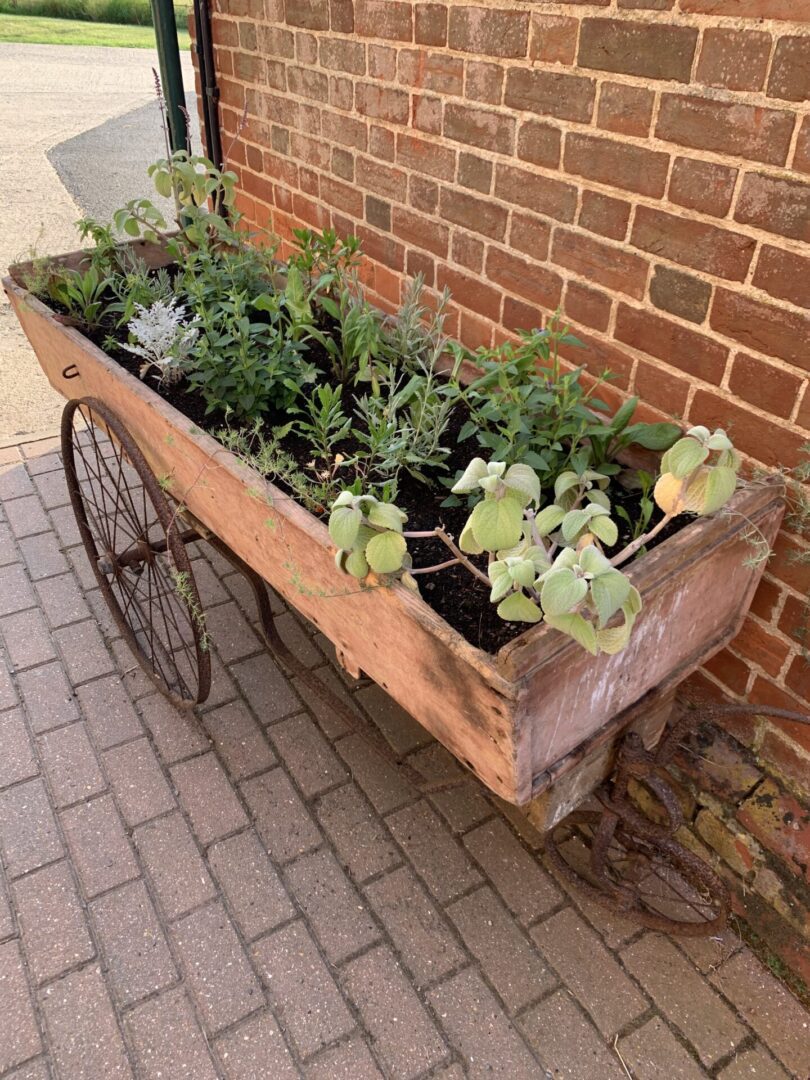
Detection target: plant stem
<box><xmin>404</xmin><ymin>527</ymin><xmax>491</xmax><ymax>586</ymax></box>
<box><xmin>410</xmin><ymin>558</ymin><xmax>460</xmax><ymax>575</ymax></box>
<box><xmin>610</xmin><ymin>512</ymin><xmax>674</xmax><ymax>567</ymax></box>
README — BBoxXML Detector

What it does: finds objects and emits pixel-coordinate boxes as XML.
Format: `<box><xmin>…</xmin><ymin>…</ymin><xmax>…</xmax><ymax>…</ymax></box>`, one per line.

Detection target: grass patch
<box><xmin>0</xmin><ymin>10</ymin><xmax>190</xmax><ymax>45</ymax></box>
<box><xmin>0</xmin><ymin>0</ymin><xmax>189</xmax><ymax>26</ymax></box>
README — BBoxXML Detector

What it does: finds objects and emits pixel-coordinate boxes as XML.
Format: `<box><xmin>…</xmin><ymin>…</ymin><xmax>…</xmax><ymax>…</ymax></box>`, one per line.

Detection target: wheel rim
<box><xmin>61</xmin><ymin>398</ymin><xmax>211</xmax><ymax>708</ymax></box>
<box><xmin>546</xmin><ymin>811</ymin><xmax>728</xmax><ymax>937</ymax></box>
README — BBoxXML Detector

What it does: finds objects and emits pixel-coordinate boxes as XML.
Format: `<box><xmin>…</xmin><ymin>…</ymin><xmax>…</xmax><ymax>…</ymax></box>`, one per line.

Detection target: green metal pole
<box><xmin>151</xmin><ymin>0</ymin><xmax>188</xmax><ymax>154</ymax></box>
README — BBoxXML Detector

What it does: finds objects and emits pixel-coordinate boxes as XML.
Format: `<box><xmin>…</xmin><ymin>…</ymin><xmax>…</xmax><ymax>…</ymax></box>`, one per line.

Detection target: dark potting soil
<box><xmin>78</xmin><ymin>308</ymin><xmax>684</xmax><ymax>655</ymax></box>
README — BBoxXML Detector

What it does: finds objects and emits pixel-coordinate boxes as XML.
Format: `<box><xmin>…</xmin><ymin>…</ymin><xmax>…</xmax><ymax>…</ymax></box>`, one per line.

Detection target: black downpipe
<box><xmin>151</xmin><ymin>0</ymin><xmax>188</xmax><ymax>154</ymax></box>
<box><xmin>193</xmin><ymin>0</ymin><xmax>224</xmax><ymax>171</ymax></box>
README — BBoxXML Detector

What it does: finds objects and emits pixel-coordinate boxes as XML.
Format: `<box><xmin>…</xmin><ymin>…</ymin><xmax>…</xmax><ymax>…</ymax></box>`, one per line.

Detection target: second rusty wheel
<box><xmin>61</xmin><ymin>397</ymin><xmax>211</xmax><ymax>708</ymax></box>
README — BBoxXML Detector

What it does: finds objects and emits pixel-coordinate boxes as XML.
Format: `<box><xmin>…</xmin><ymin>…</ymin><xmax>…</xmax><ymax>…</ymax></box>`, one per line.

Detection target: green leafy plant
<box><xmin>584</xmin><ymin>395</ymin><xmax>681</xmax><ymax>475</ymax></box>
<box><xmin>289</xmin><ymin>227</ymin><xmax>362</xmax><ymax>299</ymax></box>
<box><xmin>47</xmin><ymin>264</ymin><xmax>112</xmax><ymax>330</ymax></box>
<box><xmin>615</xmin><ymin>470</ymin><xmax>655</xmax><ymax>546</ymax></box>
<box><xmin>290</xmin><ymin>383</ymin><xmax>352</xmax><ymax>467</ymax></box>
<box><xmin>329</xmin><ymin>491</ymin><xmax>412</xmax><ymax>581</ymax></box>
<box><xmin>317</xmin><ymin>284</ymin><xmax>391</xmax><ymax>389</ymax></box>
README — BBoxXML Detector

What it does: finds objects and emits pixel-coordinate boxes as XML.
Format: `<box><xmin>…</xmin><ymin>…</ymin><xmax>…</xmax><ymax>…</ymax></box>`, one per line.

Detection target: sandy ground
<box><xmin>0</xmin><ymin>43</ymin><xmax>194</xmax><ymax>443</ymax></box>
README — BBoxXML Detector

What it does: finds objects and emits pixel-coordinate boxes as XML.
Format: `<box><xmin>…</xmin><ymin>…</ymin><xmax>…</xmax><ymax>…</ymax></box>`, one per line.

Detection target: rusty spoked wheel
<box><xmin>546</xmin><ymin>811</ymin><xmax>728</xmax><ymax>936</ymax></box>
<box><xmin>61</xmin><ymin>398</ymin><xmax>210</xmax><ymax>708</ymax></box>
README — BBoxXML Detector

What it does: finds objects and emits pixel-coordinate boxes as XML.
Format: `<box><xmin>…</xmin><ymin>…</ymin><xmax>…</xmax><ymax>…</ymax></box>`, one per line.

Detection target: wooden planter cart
<box><xmin>7</xmin><ymin>242</ymin><xmax>804</xmax><ymax>936</ymax></box>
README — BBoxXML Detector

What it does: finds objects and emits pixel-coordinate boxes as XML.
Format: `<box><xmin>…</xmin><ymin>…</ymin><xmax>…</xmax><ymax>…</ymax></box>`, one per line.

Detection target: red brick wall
<box><xmin>192</xmin><ymin>1</ymin><xmax>810</xmax><ymax>980</ymax></box>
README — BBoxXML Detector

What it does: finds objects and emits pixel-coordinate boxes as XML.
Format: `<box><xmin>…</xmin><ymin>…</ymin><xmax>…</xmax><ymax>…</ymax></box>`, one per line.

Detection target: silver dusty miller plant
<box><xmin>122</xmin><ymin>297</ymin><xmax>198</xmax><ymax>385</ymax></box>
<box><xmin>329</xmin><ymin>426</ymin><xmax>742</xmax><ymax>656</ymax></box>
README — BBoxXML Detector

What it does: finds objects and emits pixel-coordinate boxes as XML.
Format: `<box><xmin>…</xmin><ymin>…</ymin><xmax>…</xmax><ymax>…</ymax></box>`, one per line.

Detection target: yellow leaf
<box><xmin>654</xmin><ymin>473</ymin><xmax>687</xmax><ymax>515</ymax></box>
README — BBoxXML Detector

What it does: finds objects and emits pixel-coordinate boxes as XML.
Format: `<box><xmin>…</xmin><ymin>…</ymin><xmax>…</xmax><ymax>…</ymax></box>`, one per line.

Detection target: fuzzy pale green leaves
<box><xmin>468</xmin><ymin>497</ymin><xmax>524</xmax><ymax>551</ymax></box>
<box><xmin>330</xmin><ymin>492</ymin><xmax>410</xmax><ymax>581</ymax></box>
<box><xmin>655</xmin><ymin>427</ymin><xmax>740</xmax><ymax>519</ymax></box>
<box><xmin>454</xmin><ymin>457</ymin><xmax>541</xmax><ymax>554</ymax></box>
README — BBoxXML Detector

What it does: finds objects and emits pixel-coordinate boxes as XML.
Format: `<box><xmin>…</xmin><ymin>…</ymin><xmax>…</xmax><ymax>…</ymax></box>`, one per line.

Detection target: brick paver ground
<box><xmin>0</xmin><ymin>434</ymin><xmax>808</xmax><ymax>1079</ymax></box>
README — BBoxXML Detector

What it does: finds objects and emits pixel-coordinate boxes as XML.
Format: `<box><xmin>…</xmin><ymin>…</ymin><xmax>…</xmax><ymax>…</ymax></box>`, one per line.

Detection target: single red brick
<box><xmin>649</xmin><ymin>265</ymin><xmax>711</xmax><ymax>325</ymax></box>
<box><xmin>711</xmin><ymin>288</ymin><xmax>810</xmax><ymax>373</ymax></box>
<box><xmin>392</xmin><ymin>206</ymin><xmax>449</xmax><ymax>258</ymax></box>
<box><xmin>552</xmin><ymin>229</ymin><xmax>648</xmax><ymax>300</ymax></box>
<box><xmin>355</xmin><ymin>83</ymin><xmax>409</xmax><ymax>124</ymax></box>
<box><xmin>578</xmin><ymin>18</ymin><xmax>697</xmax><ymax>83</ymax></box>
<box><xmin>285</xmin><ymin>0</ymin><xmax>329</xmax><ymax>29</ymax></box>
<box><xmin>733</xmin><ymin>619</ymin><xmax>791</xmax><ymax>678</ymax></box>
<box><xmin>657</xmin><ymin>94</ymin><xmax>794</xmax><ymax>167</ymax></box>
<box><xmin>793</xmin><ymin>117</ymin><xmax>810</xmax><ymax>175</ymax></box>
<box><xmin>329</xmin><ymin>74</ymin><xmax>354</xmax><ymax>111</ymax></box>
<box><xmin>355</xmin><ymin>0</ymin><xmax>413</xmax><ymax>41</ymax></box>
<box><xmin>398</xmin><ymin>49</ymin><xmax>463</xmax><ymax>95</ymax></box>
<box><xmin>368</xmin><ymin>124</ymin><xmax>395</xmax><ymax>161</ymax></box>
<box><xmin>728</xmin><ymin>352</ymin><xmax>803</xmax><ymax>421</ymax></box>
<box><xmin>616</xmin><ymin>304</ymin><xmax>727</xmax><ymax>384</ymax></box>
<box><xmin>769</xmin><ymin>36</ymin><xmax>810</xmax><ymax>103</ymax></box>
<box><xmin>578</xmin><ymin>189</ymin><xmax>631</xmax><ymax>241</ymax></box>
<box><xmin>697</xmin><ymin>28</ymin><xmax>772</xmax><ymax>92</ymax></box>
<box><xmin>749</xmin><ymin>577</ymin><xmax>783</xmax><ymax>624</ymax></box>
<box><xmin>735</xmin><ymin>172</ymin><xmax>810</xmax><ymax>244</ymax></box>
<box><xmin>634</xmin><ymin>359</ymin><xmax>690</xmax><ymax>416</ymax></box>
<box><xmin>632</xmin><ymin>207</ymin><xmax>755</xmax><ymax>283</ymax></box>
<box><xmin>409</xmin><ymin>174</ymin><xmax>439</xmax><ymax>213</ymax></box>
<box><xmin>464</xmin><ymin>61</ymin><xmax>503</xmax><ymax>105</ymax></box>
<box><xmin>494</xmin><ymin>163</ymin><xmax>578</xmax><ymax>222</ymax></box>
<box><xmin>298</xmin><ymin>166</ymin><xmax>319</xmax><ymax>196</ymax></box>
<box><xmin>457</xmin><ymin>152</ymin><xmax>492</xmax><ymax>194</ymax></box>
<box><xmin>319</xmin><ymin>37</ymin><xmax>365</xmax><ymax>75</ymax></box>
<box><xmin>415</xmin><ymin>3</ymin><xmax>446</xmax><ymax>46</ymax></box>
<box><xmin>691</xmin><ymin>388</ymin><xmax>806</xmax><ymax>469</ymax></box>
<box><xmin>508</xmin><ymin>212</ymin><xmax>551</xmax><ymax>262</ymax></box>
<box><xmin>516</xmin><ymin>121</ymin><xmax>561</xmax><ymax>169</ymax></box>
<box><xmin>406</xmin><ymin>248</ymin><xmax>435</xmax><ymax>285</ymax></box>
<box><xmin>778</xmin><ymin>593</ymin><xmax>807</xmax><ymax>646</ymax></box>
<box><xmin>529</xmin><ymin>14</ymin><xmax>578</xmax><ymax>65</ymax></box>
<box><xmin>437</xmin><ymin>266</ymin><xmax>503</xmax><ymax>321</ymax></box>
<box><xmin>770</xmin><ymin>532</ymin><xmax>810</xmax><ymax>594</ymax></box>
<box><xmin>754</xmin><ymin>246</ymin><xmax>810</xmax><ymax>311</ymax></box>
<box><xmin>212</xmin><ymin>17</ymin><xmax>239</xmax><ymax>47</ymax></box>
<box><xmin>397</xmin><ymin>132</ymin><xmax>455</xmax><ymax>181</ymax></box>
<box><xmin>485</xmin><ymin>248</ymin><xmax>564</xmax><ymax>310</ymax></box>
<box><xmin>367</xmin><ymin>42</ymin><xmax>396</xmax><ymax>79</ymax></box>
<box><xmin>597</xmin><ymin>82</ymin><xmax>654</xmax><ymax>138</ymax></box>
<box><xmin>330</xmin><ymin>0</ymin><xmax>353</xmax><ymax>32</ymax></box>
<box><xmin>412</xmin><ymin>93</ymin><xmax>442</xmax><ymax>135</ymax></box>
<box><xmin>797</xmin><ymin>385</ymin><xmax>810</xmax><ymax>431</ymax></box>
<box><xmin>448</xmin><ymin>6</ymin><xmax>529</xmax><ymax>58</ymax></box>
<box><xmin>505</xmin><ymin>69</ymin><xmax>595</xmax><ymax>124</ymax></box>
<box><xmin>668</xmin><ymin>157</ymin><xmax>738</xmax><ymax>219</ymax></box>
<box><xmin>564</xmin><ymin>281</ymin><xmax>611</xmax><ymax>332</ymax></box>
<box><xmin>440</xmin><ymin>187</ymin><xmax>508</xmax><ymax>240</ymax></box>
<box><xmin>503</xmin><ymin>296</ymin><xmax>543</xmax><ymax>333</ymax></box>
<box><xmin>444</xmin><ymin>102</ymin><xmax>515</xmax><ymax>155</ymax></box>
<box><xmin>785</xmin><ymin>653</ymin><xmax>810</xmax><ymax>702</ymax></box>
<box><xmin>259</xmin><ymin>24</ymin><xmax>295</xmax><ymax>57</ymax></box>
<box><xmin>356</xmin><ymin>157</ymin><xmax>407</xmax><ymax>201</ymax></box>
<box><xmin>452</xmin><ymin>231</ymin><xmax>484</xmax><ymax>273</ymax></box>
<box><xmin>565</xmin><ymin>133</ymin><xmax>669</xmax><ymax>198</ymax></box>
<box><xmin>295</xmin><ymin>30</ymin><xmax>318</xmax><ymax>65</ymax></box>
<box><xmin>459</xmin><ymin>309</ymin><xmax>495</xmax><ymax>349</ymax></box>
<box><xmin>681</xmin><ymin>0</ymin><xmax>810</xmax><ymax>17</ymax></box>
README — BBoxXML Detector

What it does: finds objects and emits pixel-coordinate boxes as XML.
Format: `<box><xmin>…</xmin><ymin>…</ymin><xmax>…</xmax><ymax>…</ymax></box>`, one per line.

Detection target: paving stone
<box><xmin>103</xmin><ymin>737</ymin><xmax>175</xmax><ymax>827</ymax></box>
<box><xmin>242</xmin><ymin>768</ymin><xmax>321</xmax><ymax>864</ymax></box>
<box><xmin>252</xmin><ymin>920</ymin><xmax>355</xmax><ymax>1058</ymax></box>
<box><xmin>4</xmin><ymin>1058</ymin><xmax>51</xmax><ymax>1079</ymax></box>
<box><xmin>431</xmin><ymin>779</ymin><xmax>492</xmax><ymax>833</ymax></box>
<box><xmin>13</xmin><ymin>861</ymin><xmax>95</xmax><ymax>984</ymax></box>
<box><xmin>0</xmin><ymin>778</ymin><xmax>63</xmax><ymax>878</ymax></box>
<box><xmin>448</xmin><ymin>885</ymin><xmax>556</xmax><ymax>1013</ymax></box>
<box><xmin>364</xmin><ymin>865</ymin><xmax>465</xmax><ymax>988</ymax></box>
<box><xmin>305</xmin><ymin>1035</ymin><xmax>383</xmax><ymax>1079</ymax></box>
<box><xmin>0</xmin><ymin>940</ymin><xmax>43</xmax><ymax>1072</ymax></box>
<box><xmin>216</xmin><ymin>1011</ymin><xmax>299</xmax><ymax>1079</ymax></box>
<box><xmin>171</xmin><ymin>752</ymin><xmax>248</xmax><ymax>845</ymax></box>
<box><xmin>134</xmin><ymin>811</ymin><xmax>216</xmax><ymax>921</ymax></box>
<box><xmin>710</xmin><ymin>947</ymin><xmax>810</xmax><ymax>1077</ymax></box>
<box><xmin>618</xmin><ymin>1016</ymin><xmax>707</xmax><ymax>1079</ymax></box>
<box><xmin>521</xmin><ymin>988</ymin><xmax>625</xmax><ymax>1079</ymax></box>
<box><xmin>676</xmin><ymin>930</ymin><xmax>741</xmax><ymax>975</ymax></box>
<box><xmin>109</xmin><ymin>637</ymin><xmax>155</xmax><ymax>701</ymax></box>
<box><xmin>0</xmin><ymin>464</ymin><xmax>35</xmax><ymax>501</ymax></box>
<box><xmin>208</xmin><ymin>830</ymin><xmax>295</xmax><ymax>941</ymax></box>
<box><xmin>0</xmin><ymin>523</ymin><xmax>18</xmax><ymax>566</ymax></box>
<box><xmin>91</xmin><ymin>879</ymin><xmax>177</xmax><ymax>1007</ymax></box>
<box><xmin>386</xmin><ymin>800</ymin><xmax>481</xmax><ymax>903</ymax></box>
<box><xmin>427</xmin><ymin>967</ymin><xmax>538</xmax><ymax>1079</ymax></box>
<box><xmin>47</xmin><ymin>505</ymin><xmax>82</xmax><ymax>550</ymax></box>
<box><xmin>357</xmin><ymin>683</ymin><xmax>432</xmax><ymax>755</ymax></box>
<box><xmin>53</xmin><ymin>620</ymin><xmax>114</xmax><ymax>683</ymax></box>
<box><xmin>202</xmin><ymin>699</ymin><xmax>275</xmax><ymax>780</ymax></box>
<box><xmin>204</xmin><ymin>601</ymin><xmax>261</xmax><ymax>664</ymax></box>
<box><xmin>17</xmin><ymin>660</ymin><xmax>80</xmax><ymax>733</ymax></box>
<box><xmin>204</xmin><ymin>649</ymin><xmax>239</xmax><ymax>709</ymax></box>
<box><xmin>65</xmin><ymin>544</ymin><xmax>98</xmax><ymax>593</ymax></box>
<box><xmin>5</xmin><ymin>496</ymin><xmax>50</xmax><ymax>540</ymax></box>
<box><xmin>0</xmin><ymin>563</ymin><xmax>36</xmax><ymax>617</ymax></box>
<box><xmin>188</xmin><ymin>556</ymin><xmax>230</xmax><ymax>607</ymax></box>
<box><xmin>232</xmin><ymin>652</ymin><xmax>301</xmax><ymax>724</ymax></box>
<box><xmin>0</xmin><ymin>652</ymin><xmax>18</xmax><ymax>710</ymax></box>
<box><xmin>335</xmin><ymin>733</ymin><xmax>415</xmax><ymax>814</ymax></box>
<box><xmin>139</xmin><ymin>692</ymin><xmax>207</xmax><ymax>762</ymax></box>
<box><xmin>717</xmin><ymin>1043</ymin><xmax>791</xmax><ymax>1079</ymax></box>
<box><xmin>0</xmin><ymin>609</ymin><xmax>56</xmax><ymax>670</ymax></box>
<box><xmin>83</xmin><ymin>587</ymin><xmax>121</xmax><ymax>642</ymax></box>
<box><xmin>285</xmin><ymin>847</ymin><xmax>379</xmax><ymax>964</ymax></box>
<box><xmin>291</xmin><ymin>666</ymin><xmax>359</xmax><ymax>740</ymax></box>
<box><xmin>0</xmin><ymin>708</ymin><xmax>38</xmax><ymax>790</ymax></box>
<box><xmin>76</xmin><ymin>675</ymin><xmax>143</xmax><ymax>749</ymax></box>
<box><xmin>61</xmin><ymin>794</ymin><xmax>138</xmax><ymax>898</ymax></box>
<box><xmin>274</xmin><ymin>611</ymin><xmax>325</xmax><ymax>668</ymax></box>
<box><xmin>126</xmin><ymin>987</ymin><xmax>219</xmax><ymax>1080</ymax></box>
<box><xmin>40</xmin><ymin>964</ymin><xmax>132</xmax><ymax>1078</ymax></box>
<box><xmin>622</xmin><ymin>935</ymin><xmax>745</xmax><ymax>1067</ymax></box>
<box><xmin>172</xmin><ymin>900</ymin><xmax>263</xmax><ymax>1034</ymax></box>
<box><xmin>19</xmin><ymin>534</ymin><xmax>69</xmax><ymax>582</ymax></box>
<box><xmin>38</xmin><ymin>722</ymin><xmax>105</xmax><ymax>808</ymax></box>
<box><xmin>315</xmin><ymin>783</ymin><xmax>400</xmax><ymax>883</ymax></box>
<box><xmin>0</xmin><ymin>870</ymin><xmax>14</xmax><ymax>939</ymax></box>
<box><xmin>532</xmin><ymin>908</ymin><xmax>647</xmax><ymax>1038</ymax></box>
<box><xmin>464</xmin><ymin>818</ymin><xmax>562</xmax><ymax>927</ymax></box>
<box><xmin>343</xmin><ymin>945</ymin><xmax>448</xmax><ymax>1079</ymax></box>
<box><xmin>270</xmin><ymin>713</ymin><xmax>348</xmax><ymax>797</ymax></box>
<box><xmin>31</xmin><ymin>468</ymin><xmax>69</xmax><ymax>508</ymax></box>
